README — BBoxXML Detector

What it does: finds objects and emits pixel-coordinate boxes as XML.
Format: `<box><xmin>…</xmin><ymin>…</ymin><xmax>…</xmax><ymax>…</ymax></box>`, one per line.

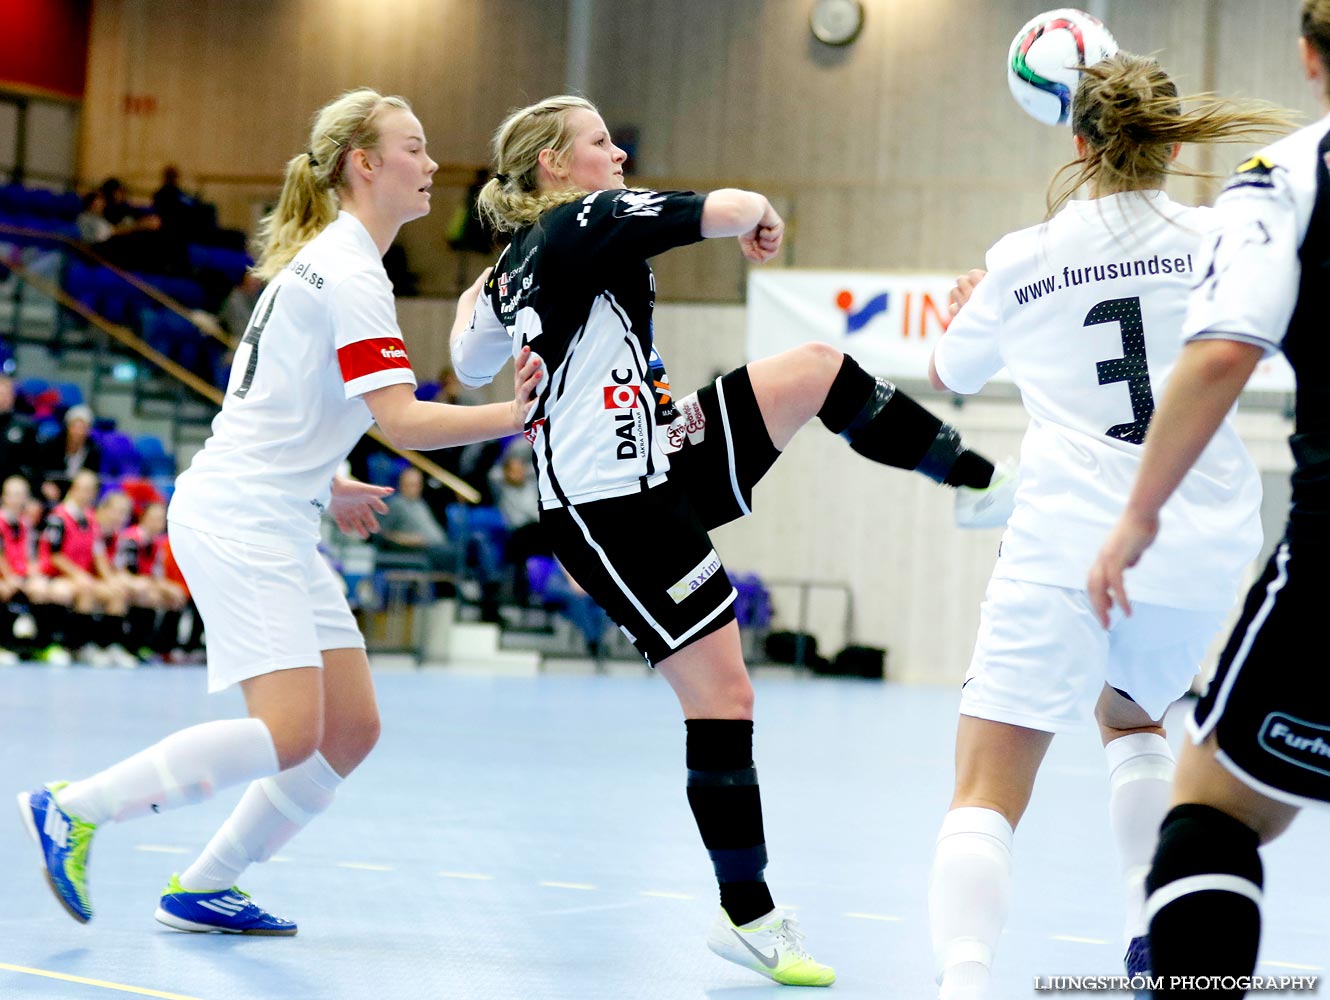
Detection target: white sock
<box><xmin>55</xmin><ymin>718</ymin><xmax>279</xmax><ymax>826</ymax></box>
<box><xmin>1105</xmin><ymin>732</ymin><xmax>1174</xmax><ymax>946</ymax></box>
<box><xmin>179</xmin><ymin>751</ymin><xmax>343</xmax><ymax>891</ymax></box>
<box><xmin>930</xmin><ymin>806</ymin><xmax>1013</xmax><ymax>1000</ymax></box>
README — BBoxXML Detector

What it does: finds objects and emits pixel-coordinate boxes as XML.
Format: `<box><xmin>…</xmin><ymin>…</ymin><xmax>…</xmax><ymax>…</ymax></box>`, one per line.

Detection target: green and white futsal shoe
<box><xmin>706</xmin><ymin>907</ymin><xmax>836</xmax><ymax>986</ymax></box>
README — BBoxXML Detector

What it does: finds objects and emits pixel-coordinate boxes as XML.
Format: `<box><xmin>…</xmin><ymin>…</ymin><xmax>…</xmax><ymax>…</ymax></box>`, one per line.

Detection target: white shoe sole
<box><xmin>154</xmin><ymin>905</ymin><xmax>298</xmax><ymax>936</ymax></box>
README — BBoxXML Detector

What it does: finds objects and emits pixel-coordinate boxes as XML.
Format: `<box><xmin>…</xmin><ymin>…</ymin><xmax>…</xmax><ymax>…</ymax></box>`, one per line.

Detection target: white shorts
<box><xmin>168</xmin><ymin>521</ymin><xmax>363</xmax><ymax>693</ymax></box>
<box><xmin>959</xmin><ymin>577</ymin><xmax>1226</xmax><ymax>733</ymax></box>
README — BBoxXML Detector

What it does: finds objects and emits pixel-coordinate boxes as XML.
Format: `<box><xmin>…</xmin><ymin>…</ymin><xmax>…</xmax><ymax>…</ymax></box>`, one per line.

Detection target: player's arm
<box><xmin>450</xmin><ymin>266</ymin><xmax>512</xmax><ymax>388</ymax></box>
<box><xmin>51</xmin><ymin>552</ymin><xmax>92</xmax><ymax>583</ymax></box>
<box><xmin>700</xmin><ymin>190</ymin><xmax>784</xmax><ymax>263</ymax></box>
<box><xmin>363</xmin><ymin>348</ymin><xmax>541</xmax><ymax>451</ymax></box>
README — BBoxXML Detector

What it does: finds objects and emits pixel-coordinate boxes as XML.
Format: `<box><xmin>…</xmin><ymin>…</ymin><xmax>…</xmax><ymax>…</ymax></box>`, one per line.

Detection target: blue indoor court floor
<box><xmin>2</xmin><ymin>663</ymin><xmax>1327</xmax><ymax>1000</ymax></box>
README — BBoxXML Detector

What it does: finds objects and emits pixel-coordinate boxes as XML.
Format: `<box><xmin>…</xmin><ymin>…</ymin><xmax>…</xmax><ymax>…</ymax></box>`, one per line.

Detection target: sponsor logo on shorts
<box><xmin>667</xmin><ymin>549</ymin><xmax>722</xmax><ymax>604</ymax></box>
<box><xmin>1258</xmin><ymin>713</ymin><xmax>1330</xmax><ymax>777</ymax></box>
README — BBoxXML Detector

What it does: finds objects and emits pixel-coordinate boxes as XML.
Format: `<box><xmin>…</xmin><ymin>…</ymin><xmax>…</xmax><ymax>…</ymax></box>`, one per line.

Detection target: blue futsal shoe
<box><xmin>1125</xmin><ymin>935</ymin><xmax>1151</xmax><ymax>997</ymax></box>
<box><xmin>17</xmin><ymin>781</ymin><xmax>97</xmax><ymax>923</ymax></box>
<box><xmin>155</xmin><ymin>874</ymin><xmax>297</xmax><ymax>935</ymax></box>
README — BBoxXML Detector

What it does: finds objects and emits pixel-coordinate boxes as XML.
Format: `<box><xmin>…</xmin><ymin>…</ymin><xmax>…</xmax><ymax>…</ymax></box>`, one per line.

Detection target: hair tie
<box><xmin>306</xmin><ymin>150</ymin><xmax>319</xmax><ymax>167</ymax></box>
<box><xmin>494</xmin><ymin>173</ymin><xmax>509</xmax><ymax>185</ymax></box>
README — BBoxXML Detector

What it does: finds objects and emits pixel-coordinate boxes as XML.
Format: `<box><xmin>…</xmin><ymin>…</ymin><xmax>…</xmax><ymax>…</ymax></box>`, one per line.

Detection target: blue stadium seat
<box><xmin>134</xmin><ymin>435</ymin><xmax>174</xmax><ymax>477</ymax></box>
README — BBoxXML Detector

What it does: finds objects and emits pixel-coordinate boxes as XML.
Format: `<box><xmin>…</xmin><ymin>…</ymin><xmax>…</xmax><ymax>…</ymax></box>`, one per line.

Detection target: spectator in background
<box><xmin>151</xmin><ymin>165</ymin><xmax>196</xmax><ymax>235</ymax></box>
<box><xmin>37</xmin><ymin>470</ymin><xmax>134</xmax><ymax>668</ymax></box>
<box><xmin>33</xmin><ymin>405</ymin><xmax>102</xmax><ymax>502</ymax></box>
<box><xmin>98</xmin><ymin>178</ymin><xmax>141</xmax><ymax>230</ymax></box>
<box><xmin>0</xmin><ymin>475</ymin><xmax>69</xmax><ymax>662</ymax></box>
<box><xmin>376</xmin><ymin>465</ymin><xmax>456</xmax><ymax>570</ymax></box>
<box><xmin>378</xmin><ymin>465</ymin><xmax>502</xmax><ymax>620</ymax></box>
<box><xmin>114</xmin><ymin>501</ymin><xmax>187</xmax><ymax>657</ymax></box>
<box><xmin>76</xmin><ymin>191</ymin><xmax>114</xmax><ymax>245</ymax></box>
<box><xmin>0</xmin><ymin>374</ymin><xmax>37</xmax><ymax>486</ymax></box>
<box><xmin>218</xmin><ymin>271</ymin><xmax>265</xmax><ymax>339</ymax></box>
<box><xmin>488</xmin><ymin>442</ymin><xmax>548</xmax><ymax>606</ymax></box>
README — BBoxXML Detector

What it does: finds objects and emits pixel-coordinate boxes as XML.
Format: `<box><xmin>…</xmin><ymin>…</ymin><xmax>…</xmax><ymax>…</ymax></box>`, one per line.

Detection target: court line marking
<box><xmin>133</xmin><ymin>845</ymin><xmax>189</xmax><ymax>854</ymax></box>
<box><xmin>641</xmin><ymin>890</ymin><xmax>694</xmax><ymax>900</ymax></box>
<box><xmin>1050</xmin><ymin>935</ymin><xmax>1108</xmax><ymax>945</ymax></box>
<box><xmin>1263</xmin><ymin>961</ymin><xmax>1323</xmax><ymax>971</ymax></box>
<box><xmin>845</xmin><ymin>912</ymin><xmax>902</xmax><ymax>922</ymax></box>
<box><xmin>539</xmin><ymin>881</ymin><xmax>596</xmax><ymax>890</ymax></box>
<box><xmin>336</xmin><ymin>862</ymin><xmax>394</xmax><ymax>871</ymax></box>
<box><xmin>0</xmin><ymin>962</ymin><xmax>203</xmax><ymax>1000</ymax></box>
<box><xmin>438</xmin><ymin>871</ymin><xmax>494</xmax><ymax>880</ymax></box>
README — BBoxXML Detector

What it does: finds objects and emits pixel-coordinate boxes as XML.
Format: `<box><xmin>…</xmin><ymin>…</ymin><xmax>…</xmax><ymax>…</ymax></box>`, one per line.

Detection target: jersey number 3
<box><xmin>234</xmin><ymin>286</ymin><xmax>281</xmax><ymax>399</ymax></box>
<box><xmin>1086</xmin><ymin>296</ymin><xmax>1154</xmax><ymax>446</ymax></box>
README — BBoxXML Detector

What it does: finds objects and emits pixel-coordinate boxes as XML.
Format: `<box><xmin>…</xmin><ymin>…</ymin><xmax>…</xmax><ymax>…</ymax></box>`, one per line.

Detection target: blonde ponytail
<box><xmin>1046</xmin><ymin>53</ymin><xmax>1293</xmax><ymax>217</ymax></box>
<box><xmin>254</xmin><ymin>88</ymin><xmax>411</xmax><ymax>279</ymax></box>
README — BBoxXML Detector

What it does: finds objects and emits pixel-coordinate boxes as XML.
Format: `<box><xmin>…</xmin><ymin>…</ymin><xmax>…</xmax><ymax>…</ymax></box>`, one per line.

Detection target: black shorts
<box><xmin>668</xmin><ymin>366</ymin><xmax>780</xmax><ymax>530</ymax></box>
<box><xmin>540</xmin><ymin>367</ymin><xmax>779</xmax><ymax>665</ymax></box>
<box><xmin>1192</xmin><ymin>538</ymin><xmax>1330</xmax><ymax>807</ymax></box>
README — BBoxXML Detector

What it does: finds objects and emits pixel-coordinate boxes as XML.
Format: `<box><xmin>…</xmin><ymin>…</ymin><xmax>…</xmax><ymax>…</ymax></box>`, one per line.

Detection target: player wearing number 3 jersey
<box><xmin>924</xmin><ymin>55</ymin><xmax>1288</xmax><ymax>1000</ymax></box>
<box><xmin>18</xmin><ymin>88</ymin><xmax>541</xmax><ymax>935</ymax></box>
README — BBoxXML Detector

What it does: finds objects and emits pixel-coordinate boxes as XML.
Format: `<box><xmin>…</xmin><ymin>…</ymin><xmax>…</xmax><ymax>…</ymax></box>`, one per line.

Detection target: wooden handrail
<box><xmin>0</xmin><ymin>250</ymin><xmax>482</xmax><ymax>502</ymax></box>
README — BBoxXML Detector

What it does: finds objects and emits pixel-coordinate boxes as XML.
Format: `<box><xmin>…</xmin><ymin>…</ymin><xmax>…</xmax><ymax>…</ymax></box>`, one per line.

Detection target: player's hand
<box><xmin>512</xmin><ymin>346</ymin><xmax>543</xmax><ymax>429</ymax></box>
<box><xmin>739</xmin><ymin>202</ymin><xmax>784</xmax><ymax>263</ymax></box>
<box><xmin>948</xmin><ymin>269</ymin><xmax>987</xmax><ymax>319</ymax></box>
<box><xmin>1087</xmin><ymin>511</ymin><xmax>1159</xmax><ymax>628</ymax></box>
<box><xmin>329</xmin><ymin>475</ymin><xmax>393</xmax><ymax>540</ymax></box>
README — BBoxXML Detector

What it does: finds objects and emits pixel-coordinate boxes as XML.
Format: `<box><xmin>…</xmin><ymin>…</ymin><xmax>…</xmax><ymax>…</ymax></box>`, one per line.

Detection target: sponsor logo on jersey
<box><xmin>667</xmin><ymin>548</ymin><xmax>723</xmax><ymax>603</ymax></box>
<box><xmin>337</xmin><ymin>337</ymin><xmax>413</xmax><ymax>384</ymax></box>
<box><xmin>577</xmin><ymin>191</ymin><xmax>601</xmax><ymax>227</ymax></box>
<box><xmin>288</xmin><ymin>259</ymin><xmax>325</xmax><ymax>289</ymax></box>
<box><xmin>524</xmin><ymin>417</ymin><xmax>546</xmax><ymax>444</ymax></box>
<box><xmin>1223</xmin><ymin>154</ymin><xmax>1278</xmax><ymax>192</ymax></box>
<box><xmin>1258</xmin><ymin>713</ymin><xmax>1330</xmax><ymax>777</ymax></box>
<box><xmin>603</xmin><ymin>384</ymin><xmax>641</xmax><ymax>409</ymax></box>
<box><xmin>612</xmin><ymin>190</ymin><xmax>667</xmax><ymax>219</ymax></box>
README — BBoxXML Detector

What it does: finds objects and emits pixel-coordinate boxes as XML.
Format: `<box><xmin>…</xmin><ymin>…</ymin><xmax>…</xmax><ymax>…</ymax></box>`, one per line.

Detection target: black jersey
<box><xmin>453</xmin><ymin>188</ymin><xmax>707</xmax><ymax>508</ymax></box>
<box><xmin>1183</xmin><ymin>113</ymin><xmax>1330</xmax><ymax>530</ymax></box>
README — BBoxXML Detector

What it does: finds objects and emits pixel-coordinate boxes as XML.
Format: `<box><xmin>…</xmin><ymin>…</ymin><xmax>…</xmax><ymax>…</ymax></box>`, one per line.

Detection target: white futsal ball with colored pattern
<box><xmin>1007</xmin><ymin>8</ymin><xmax>1119</xmax><ymax>126</ymax></box>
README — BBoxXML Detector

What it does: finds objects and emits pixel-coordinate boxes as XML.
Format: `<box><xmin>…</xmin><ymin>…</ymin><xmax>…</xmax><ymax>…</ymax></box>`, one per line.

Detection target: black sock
<box><xmin>1147</xmin><ymin>804</ymin><xmax>1263</xmax><ymax>996</ymax></box>
<box><xmin>127</xmin><ymin>607</ymin><xmax>156</xmax><ymax>650</ymax></box>
<box><xmin>817</xmin><ymin>355</ymin><xmax>994</xmax><ymax>487</ymax></box>
<box><xmin>685</xmin><ymin>719</ymin><xmax>775</xmax><ymax>926</ymax></box>
<box><xmin>155</xmin><ymin>609</ymin><xmax>182</xmax><ymax>653</ymax></box>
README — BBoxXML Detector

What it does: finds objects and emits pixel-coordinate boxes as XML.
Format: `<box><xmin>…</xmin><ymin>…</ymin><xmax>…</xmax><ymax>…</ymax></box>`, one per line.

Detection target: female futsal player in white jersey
<box><xmin>19</xmin><ymin>87</ymin><xmax>542</xmax><ymax>933</ymax></box>
<box><xmin>926</xmin><ymin>56</ymin><xmax>1288</xmax><ymax>999</ymax></box>
<box><xmin>450</xmin><ymin>94</ymin><xmax>1012</xmax><ymax>988</ymax></box>
<box><xmin>1091</xmin><ymin>4</ymin><xmax>1330</xmax><ymax>994</ymax></box>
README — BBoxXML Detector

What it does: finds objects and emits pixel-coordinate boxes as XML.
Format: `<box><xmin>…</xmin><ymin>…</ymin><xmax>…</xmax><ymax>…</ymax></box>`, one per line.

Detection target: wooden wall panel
<box><xmin>80</xmin><ymin>0</ymin><xmax>567</xmax><ymax>294</ymax></box>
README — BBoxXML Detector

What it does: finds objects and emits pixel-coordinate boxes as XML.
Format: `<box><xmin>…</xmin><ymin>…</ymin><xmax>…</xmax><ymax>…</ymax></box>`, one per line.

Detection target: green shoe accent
<box><xmin>47</xmin><ymin>782</ymin><xmax>97</xmax><ymax>917</ymax></box>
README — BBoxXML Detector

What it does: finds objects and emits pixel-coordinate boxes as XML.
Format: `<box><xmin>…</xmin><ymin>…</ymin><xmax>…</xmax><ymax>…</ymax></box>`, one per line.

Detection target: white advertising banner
<box><xmin>745</xmin><ymin>269</ymin><xmax>1295</xmax><ymax>394</ymax></box>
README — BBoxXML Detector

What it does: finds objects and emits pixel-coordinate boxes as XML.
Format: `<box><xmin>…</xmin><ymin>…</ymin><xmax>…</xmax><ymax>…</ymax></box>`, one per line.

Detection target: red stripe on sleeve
<box><xmin>337</xmin><ymin>337</ymin><xmax>414</xmax><ymax>384</ymax></box>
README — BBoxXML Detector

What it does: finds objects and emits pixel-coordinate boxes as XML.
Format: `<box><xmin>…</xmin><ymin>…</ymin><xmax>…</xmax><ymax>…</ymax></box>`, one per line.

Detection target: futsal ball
<box><xmin>1007</xmin><ymin>9</ymin><xmax>1119</xmax><ymax>126</ymax></box>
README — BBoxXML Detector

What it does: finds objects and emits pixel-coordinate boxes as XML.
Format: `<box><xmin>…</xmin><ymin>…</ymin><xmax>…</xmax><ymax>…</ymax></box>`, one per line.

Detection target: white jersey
<box><xmin>1185</xmin><ymin>114</ymin><xmax>1330</xmax><ymax>536</ymax></box>
<box><xmin>934</xmin><ymin>190</ymin><xmax>1262</xmax><ymax>611</ymax></box>
<box><xmin>169</xmin><ymin>212</ymin><xmax>417</xmax><ymax>551</ymax></box>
